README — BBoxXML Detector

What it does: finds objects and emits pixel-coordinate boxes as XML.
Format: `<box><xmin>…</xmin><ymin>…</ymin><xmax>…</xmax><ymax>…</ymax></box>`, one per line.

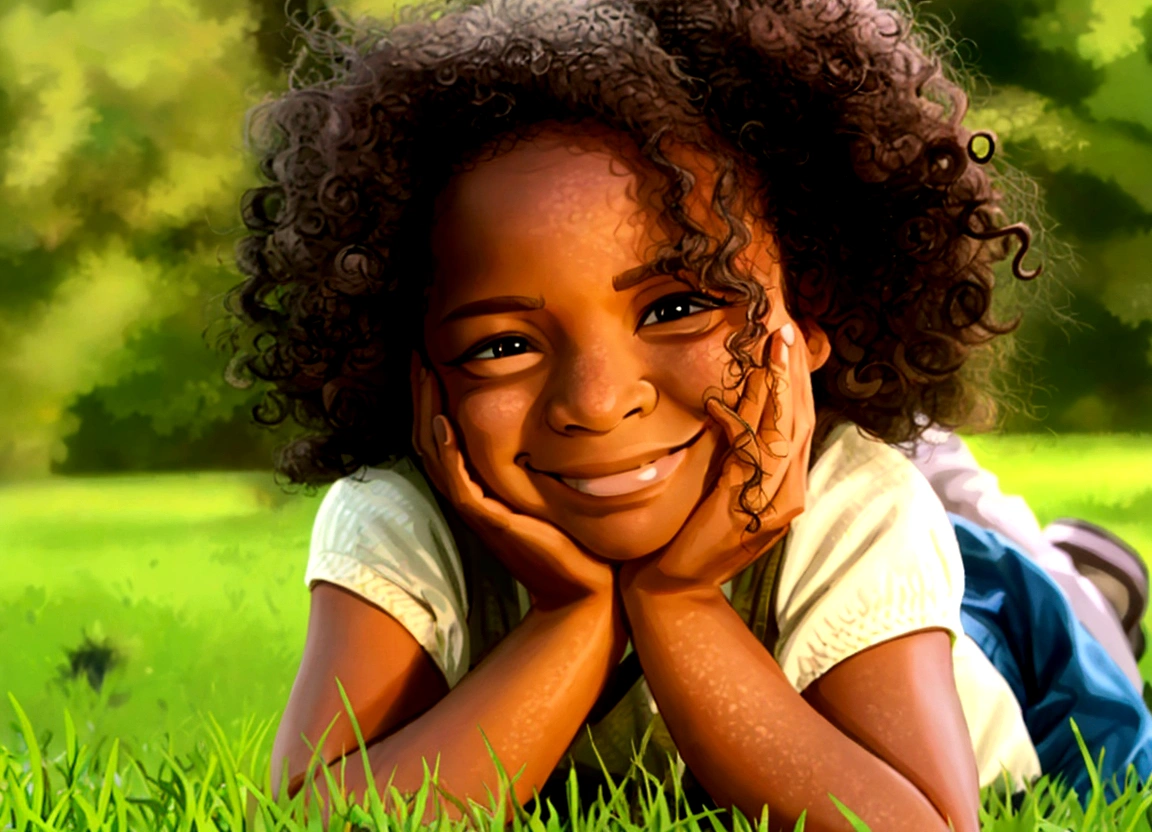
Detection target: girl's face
<box><xmin>423</xmin><ymin>128</ymin><xmax>826</xmax><ymax>560</ymax></box>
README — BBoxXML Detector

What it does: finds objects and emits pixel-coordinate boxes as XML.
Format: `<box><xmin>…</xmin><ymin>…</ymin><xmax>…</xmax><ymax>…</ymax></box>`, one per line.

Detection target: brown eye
<box><xmin>640</xmin><ymin>293</ymin><xmax>725</xmax><ymax>328</ymax></box>
<box><xmin>468</xmin><ymin>336</ymin><xmax>534</xmax><ymax>360</ymax></box>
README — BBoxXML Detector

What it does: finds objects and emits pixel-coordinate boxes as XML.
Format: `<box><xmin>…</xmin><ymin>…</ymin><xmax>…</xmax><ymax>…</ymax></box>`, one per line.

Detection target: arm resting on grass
<box><xmin>623</xmin><ymin>584</ymin><xmax>980</xmax><ymax>832</ymax></box>
<box><xmin>296</xmin><ymin>590</ymin><xmax>627</xmax><ymax>824</ymax></box>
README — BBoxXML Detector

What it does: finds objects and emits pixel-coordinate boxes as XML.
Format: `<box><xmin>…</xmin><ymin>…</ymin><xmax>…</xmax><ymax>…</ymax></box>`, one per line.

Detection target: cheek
<box><xmin>454</xmin><ymin>386</ymin><xmax>535</xmax><ymax>466</ymax></box>
<box><xmin>661</xmin><ymin>331</ymin><xmax>738</xmax><ymax>407</ymax></box>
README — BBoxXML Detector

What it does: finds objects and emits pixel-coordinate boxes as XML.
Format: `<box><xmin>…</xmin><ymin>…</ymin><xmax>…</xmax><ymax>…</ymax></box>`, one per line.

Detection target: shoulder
<box><xmin>311</xmin><ymin>457</ymin><xmax>453</xmax><ymax>558</ymax></box>
<box><xmin>793</xmin><ymin>421</ymin><xmax>959</xmax><ymax>564</ymax></box>
<box><xmin>305</xmin><ymin>458</ymin><xmax>473</xmax><ymax>687</ymax></box>
<box><xmin>775</xmin><ymin>422</ymin><xmax>965</xmax><ymax>690</ymax></box>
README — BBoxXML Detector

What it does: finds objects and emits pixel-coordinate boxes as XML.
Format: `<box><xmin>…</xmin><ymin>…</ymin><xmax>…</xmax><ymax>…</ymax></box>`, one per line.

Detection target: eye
<box><xmin>465</xmin><ymin>335</ymin><xmax>535</xmax><ymax>361</ymax></box>
<box><xmin>639</xmin><ymin>293</ymin><xmax>727</xmax><ymax>328</ymax></box>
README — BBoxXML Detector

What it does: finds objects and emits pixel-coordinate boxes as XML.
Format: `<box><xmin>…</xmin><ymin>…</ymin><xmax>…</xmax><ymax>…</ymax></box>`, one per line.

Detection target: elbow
<box><xmin>273</xmin><ymin>770</ymin><xmax>308</xmax><ymax>803</ymax></box>
<box><xmin>269</xmin><ymin>739</ymin><xmax>318</xmax><ymax>805</ymax></box>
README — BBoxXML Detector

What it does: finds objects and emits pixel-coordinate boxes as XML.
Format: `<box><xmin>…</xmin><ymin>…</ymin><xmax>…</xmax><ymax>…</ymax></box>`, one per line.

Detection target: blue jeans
<box><xmin>954</xmin><ymin>513</ymin><xmax>1152</xmax><ymax>800</ymax></box>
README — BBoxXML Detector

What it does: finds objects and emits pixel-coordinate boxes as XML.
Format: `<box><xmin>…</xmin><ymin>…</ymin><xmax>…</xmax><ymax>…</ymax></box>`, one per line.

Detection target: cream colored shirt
<box><xmin>304</xmin><ymin>422</ymin><xmax>1042</xmax><ymax>791</ymax></box>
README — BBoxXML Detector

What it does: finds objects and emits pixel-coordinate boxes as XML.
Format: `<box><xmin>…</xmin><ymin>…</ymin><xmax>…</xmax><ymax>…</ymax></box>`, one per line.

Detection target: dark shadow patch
<box><xmin>60</xmin><ymin>632</ymin><xmax>122</xmax><ymax>693</ymax></box>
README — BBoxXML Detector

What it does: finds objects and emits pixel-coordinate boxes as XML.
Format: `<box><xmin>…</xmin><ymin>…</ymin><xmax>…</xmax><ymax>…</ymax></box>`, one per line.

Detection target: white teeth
<box><xmin>559</xmin><ymin>447</ymin><xmax>686</xmax><ymax>497</ymax></box>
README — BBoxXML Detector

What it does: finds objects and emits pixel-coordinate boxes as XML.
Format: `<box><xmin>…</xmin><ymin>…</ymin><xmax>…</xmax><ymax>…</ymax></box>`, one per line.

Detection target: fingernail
<box><xmin>433</xmin><ymin>415</ymin><xmax>448</xmax><ymax>445</ymax></box>
<box><xmin>419</xmin><ymin>367</ymin><xmax>427</xmax><ymax>383</ymax></box>
<box><xmin>768</xmin><ymin>440</ymin><xmax>790</xmax><ymax>457</ymax></box>
<box><xmin>781</xmin><ymin>323</ymin><xmax>796</xmax><ymax>347</ymax></box>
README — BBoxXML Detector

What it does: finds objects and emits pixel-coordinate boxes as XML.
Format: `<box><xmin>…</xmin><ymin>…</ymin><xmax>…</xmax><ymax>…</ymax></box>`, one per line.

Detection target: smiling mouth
<box><xmin>526</xmin><ymin>430</ymin><xmax>705</xmax><ymax>498</ymax></box>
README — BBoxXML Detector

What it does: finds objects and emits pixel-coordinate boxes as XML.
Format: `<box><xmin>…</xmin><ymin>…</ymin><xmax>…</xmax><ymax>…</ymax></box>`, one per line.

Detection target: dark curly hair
<box><xmin>225</xmin><ymin>0</ymin><xmax>1038</xmax><ymax>511</ymax></box>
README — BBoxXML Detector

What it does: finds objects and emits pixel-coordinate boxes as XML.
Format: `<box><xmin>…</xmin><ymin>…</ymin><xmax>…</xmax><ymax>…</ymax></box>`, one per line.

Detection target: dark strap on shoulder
<box><xmin>729</xmin><ymin>535</ymin><xmax>788</xmax><ymax>652</ymax></box>
<box><xmin>423</xmin><ymin>471</ymin><xmax>523</xmax><ymax>670</ymax></box>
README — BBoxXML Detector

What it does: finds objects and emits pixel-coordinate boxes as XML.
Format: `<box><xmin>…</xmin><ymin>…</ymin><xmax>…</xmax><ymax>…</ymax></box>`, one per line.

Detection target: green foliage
<box><xmin>0</xmin><ymin>0</ymin><xmax>1150</xmax><ymax>466</ymax></box>
<box><xmin>0</xmin><ymin>0</ymin><xmax>273</xmax><ymax>477</ymax></box>
<box><xmin>4</xmin><ymin>694</ymin><xmax>1152</xmax><ymax>831</ymax></box>
<box><xmin>916</xmin><ymin>0</ymin><xmax>1152</xmax><ymax>431</ymax></box>
<box><xmin>0</xmin><ymin>469</ymin><xmax>320</xmax><ymax>773</ymax></box>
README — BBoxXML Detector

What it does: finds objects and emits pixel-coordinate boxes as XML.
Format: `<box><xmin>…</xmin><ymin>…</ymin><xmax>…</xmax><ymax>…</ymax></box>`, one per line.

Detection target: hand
<box><xmin>410</xmin><ymin>354</ymin><xmax>616</xmax><ymax>610</ymax></box>
<box><xmin>619</xmin><ymin>324</ymin><xmax>816</xmax><ymax>596</ymax></box>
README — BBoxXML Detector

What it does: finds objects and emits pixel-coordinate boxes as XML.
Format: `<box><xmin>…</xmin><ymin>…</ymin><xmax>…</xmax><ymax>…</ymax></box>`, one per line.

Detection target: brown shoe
<box><xmin>1044</xmin><ymin>518</ymin><xmax>1149</xmax><ymax>659</ymax></box>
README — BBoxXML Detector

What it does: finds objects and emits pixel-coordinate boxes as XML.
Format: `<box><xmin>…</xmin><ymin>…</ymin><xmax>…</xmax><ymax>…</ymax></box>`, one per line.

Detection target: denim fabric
<box><xmin>953</xmin><ymin>513</ymin><xmax>1152</xmax><ymax>801</ymax></box>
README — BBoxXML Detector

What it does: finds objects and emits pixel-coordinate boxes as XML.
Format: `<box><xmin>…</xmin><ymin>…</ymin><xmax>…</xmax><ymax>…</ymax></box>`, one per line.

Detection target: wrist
<box><xmin>619</xmin><ymin>559</ymin><xmax>719</xmax><ymax>601</ymax></box>
<box><xmin>533</xmin><ymin>582</ymin><xmax>616</xmax><ymax>613</ymax></box>
<box><xmin>536</xmin><ymin>586</ymin><xmax>629</xmax><ymax>661</ymax></box>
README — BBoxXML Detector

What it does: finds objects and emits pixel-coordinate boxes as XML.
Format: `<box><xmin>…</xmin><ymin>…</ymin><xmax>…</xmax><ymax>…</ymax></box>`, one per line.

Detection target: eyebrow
<box><xmin>437</xmin><ymin>268</ymin><xmax>670</xmax><ymax>325</ymax></box>
<box><xmin>611</xmin><ymin>265</ymin><xmax>656</xmax><ymax>292</ymax></box>
<box><xmin>439</xmin><ymin>295</ymin><xmax>545</xmax><ymax>324</ymax></box>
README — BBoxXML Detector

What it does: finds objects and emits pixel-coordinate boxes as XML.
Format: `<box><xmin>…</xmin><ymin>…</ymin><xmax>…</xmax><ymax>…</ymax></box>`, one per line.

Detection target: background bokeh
<box><xmin>0</xmin><ymin>0</ymin><xmax>1150</xmax><ymax>482</ymax></box>
<box><xmin>0</xmin><ymin>0</ymin><xmax>1151</xmax><ymax>789</ymax></box>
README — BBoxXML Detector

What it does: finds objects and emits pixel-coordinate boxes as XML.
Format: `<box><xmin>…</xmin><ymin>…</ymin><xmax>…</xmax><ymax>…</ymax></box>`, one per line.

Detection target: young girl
<box><xmin>225</xmin><ymin>0</ymin><xmax>1152</xmax><ymax>829</ymax></box>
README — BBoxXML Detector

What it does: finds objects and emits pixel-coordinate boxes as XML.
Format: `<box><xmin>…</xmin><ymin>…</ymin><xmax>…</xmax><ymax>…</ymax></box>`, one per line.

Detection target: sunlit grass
<box><xmin>2</xmin><ymin>434</ymin><xmax>1152</xmax><ymax>828</ymax></box>
<box><xmin>6</xmin><ymin>690</ymin><xmax>1152</xmax><ymax>832</ymax></box>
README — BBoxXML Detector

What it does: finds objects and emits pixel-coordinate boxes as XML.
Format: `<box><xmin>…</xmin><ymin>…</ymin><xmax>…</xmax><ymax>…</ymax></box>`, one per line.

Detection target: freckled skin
<box><xmin>401</xmin><ymin>126</ymin><xmax>980</xmax><ymax>832</ymax></box>
<box><xmin>425</xmin><ymin>127</ymin><xmax>797</xmax><ymax>560</ymax></box>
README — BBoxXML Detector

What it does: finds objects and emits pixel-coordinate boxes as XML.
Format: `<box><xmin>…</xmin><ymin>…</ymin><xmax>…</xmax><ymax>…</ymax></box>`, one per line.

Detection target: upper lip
<box><xmin>521</xmin><ymin>428</ymin><xmax>706</xmax><ymax>480</ymax></box>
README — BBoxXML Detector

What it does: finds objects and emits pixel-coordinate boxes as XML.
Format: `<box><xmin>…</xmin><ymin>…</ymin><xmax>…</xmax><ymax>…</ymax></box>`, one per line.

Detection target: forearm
<box><xmin>623</xmin><ymin>585</ymin><xmax>959</xmax><ymax>832</ymax></box>
<box><xmin>310</xmin><ymin>591</ymin><xmax>627</xmax><ymax>823</ymax></box>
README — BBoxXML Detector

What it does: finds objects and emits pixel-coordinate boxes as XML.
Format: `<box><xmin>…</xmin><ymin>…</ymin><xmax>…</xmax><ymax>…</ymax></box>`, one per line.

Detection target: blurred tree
<box><xmin>0</xmin><ymin>0</ymin><xmax>274</xmax><ymax>476</ymax></box>
<box><xmin>921</xmin><ymin>0</ymin><xmax>1152</xmax><ymax>430</ymax></box>
<box><xmin>0</xmin><ymin>0</ymin><xmax>1148</xmax><ymax>479</ymax></box>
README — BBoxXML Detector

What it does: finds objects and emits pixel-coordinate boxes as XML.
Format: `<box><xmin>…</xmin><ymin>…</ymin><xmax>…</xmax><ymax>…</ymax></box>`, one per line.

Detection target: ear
<box><xmin>798</xmin><ymin>319</ymin><xmax>831</xmax><ymax>371</ymax></box>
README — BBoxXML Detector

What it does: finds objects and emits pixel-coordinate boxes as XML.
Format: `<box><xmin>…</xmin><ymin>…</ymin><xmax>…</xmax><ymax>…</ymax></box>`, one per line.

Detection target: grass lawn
<box><xmin>0</xmin><ymin>472</ymin><xmax>321</xmax><ymax>773</ymax></box>
<box><xmin>1</xmin><ymin>432</ymin><xmax>1151</xmax><ymax>829</ymax></box>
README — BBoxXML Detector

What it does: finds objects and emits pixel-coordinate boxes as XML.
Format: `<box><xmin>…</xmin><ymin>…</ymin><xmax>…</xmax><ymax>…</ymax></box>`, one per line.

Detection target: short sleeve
<box><xmin>773</xmin><ymin>424</ymin><xmax>966</xmax><ymax>692</ymax></box>
<box><xmin>303</xmin><ymin>459</ymin><xmax>471</xmax><ymax>688</ymax></box>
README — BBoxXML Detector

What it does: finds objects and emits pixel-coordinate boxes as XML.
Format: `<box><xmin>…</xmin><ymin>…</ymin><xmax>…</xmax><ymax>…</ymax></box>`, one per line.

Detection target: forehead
<box><xmin>426</xmin><ymin>126</ymin><xmax>776</xmax><ymax>306</ymax></box>
<box><xmin>435</xmin><ymin>132</ymin><xmax>649</xmax><ymax>242</ymax></box>
<box><xmin>429</xmin><ymin>127</ymin><xmax>735</xmax><ymax>268</ymax></box>
<box><xmin>428</xmin><ymin>131</ymin><xmax>663</xmax><ymax>303</ymax></box>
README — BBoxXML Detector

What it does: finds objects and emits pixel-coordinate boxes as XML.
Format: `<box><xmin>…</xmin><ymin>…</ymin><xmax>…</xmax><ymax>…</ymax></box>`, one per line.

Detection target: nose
<box><xmin>544</xmin><ymin>342</ymin><xmax>658</xmax><ymax>435</ymax></box>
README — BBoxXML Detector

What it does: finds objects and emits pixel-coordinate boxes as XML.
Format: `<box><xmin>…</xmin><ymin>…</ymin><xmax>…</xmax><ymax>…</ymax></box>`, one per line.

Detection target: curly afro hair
<box><xmin>226</xmin><ymin>0</ymin><xmax>1038</xmax><ymax>494</ymax></box>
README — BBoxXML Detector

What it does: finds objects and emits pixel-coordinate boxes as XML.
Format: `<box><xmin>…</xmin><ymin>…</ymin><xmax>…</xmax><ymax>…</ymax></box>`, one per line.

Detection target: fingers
<box><xmin>704</xmin><ymin>325</ymin><xmax>794</xmax><ymax>473</ymax></box>
<box><xmin>433</xmin><ymin>416</ymin><xmax>516</xmax><ymax>532</ymax></box>
<box><xmin>408</xmin><ymin>358</ymin><xmax>517</xmax><ymax>532</ymax></box>
<box><xmin>759</xmin><ymin>323</ymin><xmax>793</xmax><ymax>460</ymax></box>
<box><xmin>703</xmin><ymin>323</ymin><xmax>811</xmax><ymax>536</ymax></box>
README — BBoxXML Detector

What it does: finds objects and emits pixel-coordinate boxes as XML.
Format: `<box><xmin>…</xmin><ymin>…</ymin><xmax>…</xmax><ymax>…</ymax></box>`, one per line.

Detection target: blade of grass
<box><xmin>580</xmin><ymin>725</ymin><xmax>635</xmax><ymax>832</ymax></box>
<box><xmin>1070</xmin><ymin>718</ymin><xmax>1104</xmax><ymax>830</ymax></box>
<box><xmin>95</xmin><ymin>738</ymin><xmax>120</xmax><ymax>827</ymax></box>
<box><xmin>203</xmin><ymin>712</ymin><xmax>247</xmax><ymax>831</ymax></box>
<box><xmin>8</xmin><ymin>693</ymin><xmax>45</xmax><ymax>819</ymax></box>
<box><xmin>112</xmin><ymin>778</ymin><xmax>136</xmax><ymax>832</ymax></box>
<box><xmin>1120</xmin><ymin>788</ymin><xmax>1152</xmax><ymax>832</ymax></box>
<box><xmin>236</xmin><ymin>770</ymin><xmax>300</xmax><ymax>832</ymax></box>
<box><xmin>158</xmin><ymin>744</ymin><xmax>200</xmax><ymax>832</ymax></box>
<box><xmin>828</xmin><ymin>794</ymin><xmax>871</xmax><ymax>832</ymax></box>
<box><xmin>193</xmin><ymin>753</ymin><xmax>220</xmax><ymax>829</ymax></box>
<box><xmin>62</xmin><ymin>709</ymin><xmax>77</xmax><ymax>784</ymax></box>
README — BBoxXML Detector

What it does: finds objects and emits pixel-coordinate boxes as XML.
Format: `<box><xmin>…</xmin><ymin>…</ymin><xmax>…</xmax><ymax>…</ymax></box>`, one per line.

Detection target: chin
<box><xmin>560</xmin><ymin>510</ymin><xmax>687</xmax><ymax>561</ymax></box>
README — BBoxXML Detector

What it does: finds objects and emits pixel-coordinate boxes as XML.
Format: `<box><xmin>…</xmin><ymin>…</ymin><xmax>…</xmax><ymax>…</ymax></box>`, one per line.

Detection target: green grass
<box><xmin>0</xmin><ymin>472</ymin><xmax>320</xmax><ymax>773</ymax></box>
<box><xmin>1</xmin><ymin>432</ymin><xmax>1151</xmax><ymax>829</ymax></box>
<box><xmin>3</xmin><ymin>687</ymin><xmax>1152</xmax><ymax>831</ymax></box>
